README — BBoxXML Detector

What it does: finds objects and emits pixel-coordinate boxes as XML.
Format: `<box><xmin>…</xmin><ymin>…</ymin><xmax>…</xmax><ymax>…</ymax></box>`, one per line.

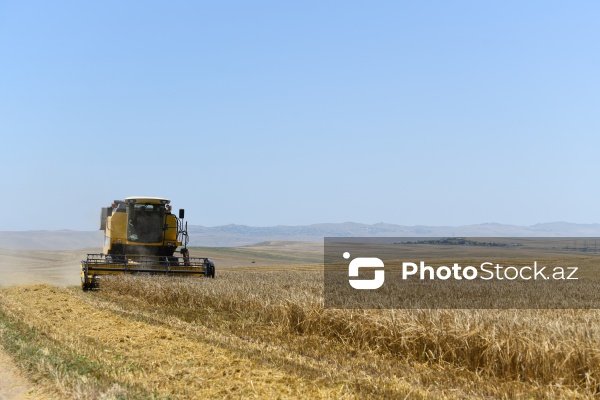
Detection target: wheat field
<box><xmin>0</xmin><ymin>244</ymin><xmax>599</xmax><ymax>398</ymax></box>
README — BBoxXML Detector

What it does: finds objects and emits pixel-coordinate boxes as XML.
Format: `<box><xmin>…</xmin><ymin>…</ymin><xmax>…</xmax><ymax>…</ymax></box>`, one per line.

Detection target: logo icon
<box><xmin>346</xmin><ymin>252</ymin><xmax>385</xmax><ymax>290</ymax></box>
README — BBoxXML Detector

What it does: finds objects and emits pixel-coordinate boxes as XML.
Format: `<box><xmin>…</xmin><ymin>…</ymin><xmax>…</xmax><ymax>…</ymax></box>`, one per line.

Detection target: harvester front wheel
<box><xmin>207</xmin><ymin>263</ymin><xmax>215</xmax><ymax>279</ymax></box>
<box><xmin>81</xmin><ymin>265</ymin><xmax>92</xmax><ymax>291</ymax></box>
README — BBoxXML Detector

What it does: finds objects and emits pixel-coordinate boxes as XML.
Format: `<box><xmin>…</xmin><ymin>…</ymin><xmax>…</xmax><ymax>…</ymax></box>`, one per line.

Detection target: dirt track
<box><xmin>0</xmin><ymin>348</ymin><xmax>44</xmax><ymax>400</ymax></box>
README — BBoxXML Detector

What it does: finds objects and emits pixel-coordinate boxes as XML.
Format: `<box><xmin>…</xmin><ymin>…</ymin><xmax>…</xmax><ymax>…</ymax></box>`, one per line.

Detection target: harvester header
<box><xmin>81</xmin><ymin>196</ymin><xmax>215</xmax><ymax>290</ymax></box>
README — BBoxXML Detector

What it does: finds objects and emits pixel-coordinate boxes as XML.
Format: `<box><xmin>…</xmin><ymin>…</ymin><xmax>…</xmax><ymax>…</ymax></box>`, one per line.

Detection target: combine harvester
<box><xmin>81</xmin><ymin>196</ymin><xmax>215</xmax><ymax>290</ymax></box>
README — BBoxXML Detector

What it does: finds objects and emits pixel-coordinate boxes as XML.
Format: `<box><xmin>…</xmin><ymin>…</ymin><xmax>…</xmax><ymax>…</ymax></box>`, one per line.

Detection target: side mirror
<box><xmin>179</xmin><ymin>209</ymin><xmax>185</xmax><ymax>219</ymax></box>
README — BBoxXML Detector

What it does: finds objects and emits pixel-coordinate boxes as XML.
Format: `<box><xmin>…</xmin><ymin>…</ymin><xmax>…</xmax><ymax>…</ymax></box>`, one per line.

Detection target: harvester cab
<box><xmin>81</xmin><ymin>197</ymin><xmax>215</xmax><ymax>290</ymax></box>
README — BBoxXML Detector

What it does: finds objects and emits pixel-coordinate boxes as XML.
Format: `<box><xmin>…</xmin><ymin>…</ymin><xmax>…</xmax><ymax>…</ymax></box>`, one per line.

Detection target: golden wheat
<box><xmin>101</xmin><ymin>271</ymin><xmax>600</xmax><ymax>395</ymax></box>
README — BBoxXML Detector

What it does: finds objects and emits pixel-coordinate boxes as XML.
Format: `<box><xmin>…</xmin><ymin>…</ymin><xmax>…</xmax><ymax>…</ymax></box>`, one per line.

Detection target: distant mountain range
<box><xmin>186</xmin><ymin>222</ymin><xmax>600</xmax><ymax>246</ymax></box>
<box><xmin>3</xmin><ymin>222</ymin><xmax>600</xmax><ymax>250</ymax></box>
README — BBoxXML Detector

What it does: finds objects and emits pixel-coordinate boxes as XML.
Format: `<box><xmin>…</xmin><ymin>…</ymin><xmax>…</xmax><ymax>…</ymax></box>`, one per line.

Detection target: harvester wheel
<box><xmin>81</xmin><ymin>268</ymin><xmax>92</xmax><ymax>291</ymax></box>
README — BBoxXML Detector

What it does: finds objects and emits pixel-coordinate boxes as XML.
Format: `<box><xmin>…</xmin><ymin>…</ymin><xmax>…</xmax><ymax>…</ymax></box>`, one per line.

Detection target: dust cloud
<box><xmin>0</xmin><ymin>248</ymin><xmax>100</xmax><ymax>287</ymax></box>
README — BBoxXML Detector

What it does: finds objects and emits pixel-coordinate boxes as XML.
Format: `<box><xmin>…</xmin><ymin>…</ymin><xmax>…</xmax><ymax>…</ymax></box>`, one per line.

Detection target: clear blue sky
<box><xmin>1</xmin><ymin>1</ymin><xmax>599</xmax><ymax>230</ymax></box>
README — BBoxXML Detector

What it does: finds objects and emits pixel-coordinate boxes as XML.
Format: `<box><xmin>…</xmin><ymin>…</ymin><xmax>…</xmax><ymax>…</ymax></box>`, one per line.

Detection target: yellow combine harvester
<box><xmin>81</xmin><ymin>196</ymin><xmax>215</xmax><ymax>290</ymax></box>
